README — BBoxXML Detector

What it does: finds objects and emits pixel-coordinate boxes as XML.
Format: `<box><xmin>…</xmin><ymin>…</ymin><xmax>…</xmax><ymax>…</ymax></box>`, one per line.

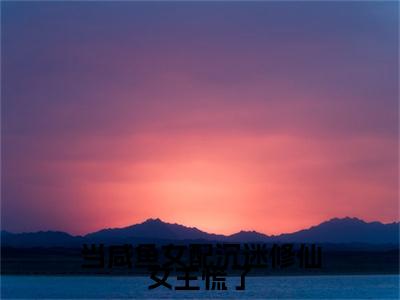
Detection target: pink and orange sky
<box><xmin>2</xmin><ymin>2</ymin><xmax>398</xmax><ymax>235</ymax></box>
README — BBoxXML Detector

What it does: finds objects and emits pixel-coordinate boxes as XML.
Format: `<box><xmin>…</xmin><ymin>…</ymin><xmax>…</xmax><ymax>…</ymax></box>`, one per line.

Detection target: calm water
<box><xmin>1</xmin><ymin>275</ymin><xmax>399</xmax><ymax>299</ymax></box>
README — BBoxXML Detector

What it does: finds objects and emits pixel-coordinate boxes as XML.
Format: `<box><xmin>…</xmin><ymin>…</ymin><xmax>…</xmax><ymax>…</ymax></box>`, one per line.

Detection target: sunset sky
<box><xmin>2</xmin><ymin>1</ymin><xmax>398</xmax><ymax>235</ymax></box>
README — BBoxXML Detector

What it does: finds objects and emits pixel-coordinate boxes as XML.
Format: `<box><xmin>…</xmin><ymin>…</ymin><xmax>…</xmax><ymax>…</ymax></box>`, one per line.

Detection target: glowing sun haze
<box><xmin>2</xmin><ymin>2</ymin><xmax>398</xmax><ymax>235</ymax></box>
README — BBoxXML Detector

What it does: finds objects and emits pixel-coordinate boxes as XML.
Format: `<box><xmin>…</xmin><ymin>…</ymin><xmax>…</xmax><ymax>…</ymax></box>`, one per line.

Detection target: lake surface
<box><xmin>1</xmin><ymin>275</ymin><xmax>399</xmax><ymax>299</ymax></box>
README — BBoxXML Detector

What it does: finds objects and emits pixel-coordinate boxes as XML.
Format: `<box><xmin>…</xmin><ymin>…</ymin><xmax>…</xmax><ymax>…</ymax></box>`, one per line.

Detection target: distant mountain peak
<box><xmin>143</xmin><ymin>218</ymin><xmax>164</xmax><ymax>224</ymax></box>
<box><xmin>325</xmin><ymin>217</ymin><xmax>365</xmax><ymax>225</ymax></box>
<box><xmin>237</xmin><ymin>230</ymin><xmax>258</xmax><ymax>234</ymax></box>
<box><xmin>323</xmin><ymin>217</ymin><xmax>396</xmax><ymax>226</ymax></box>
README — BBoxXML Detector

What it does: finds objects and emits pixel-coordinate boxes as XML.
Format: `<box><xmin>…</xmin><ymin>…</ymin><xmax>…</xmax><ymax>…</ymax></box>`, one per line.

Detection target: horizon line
<box><xmin>2</xmin><ymin>216</ymin><xmax>399</xmax><ymax>237</ymax></box>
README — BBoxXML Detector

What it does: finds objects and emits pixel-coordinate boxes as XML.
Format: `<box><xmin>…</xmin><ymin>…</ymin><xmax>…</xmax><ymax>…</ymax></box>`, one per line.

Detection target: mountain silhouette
<box><xmin>272</xmin><ymin>217</ymin><xmax>399</xmax><ymax>244</ymax></box>
<box><xmin>84</xmin><ymin>218</ymin><xmax>226</xmax><ymax>242</ymax></box>
<box><xmin>1</xmin><ymin>217</ymin><xmax>398</xmax><ymax>247</ymax></box>
<box><xmin>0</xmin><ymin>230</ymin><xmax>83</xmax><ymax>247</ymax></box>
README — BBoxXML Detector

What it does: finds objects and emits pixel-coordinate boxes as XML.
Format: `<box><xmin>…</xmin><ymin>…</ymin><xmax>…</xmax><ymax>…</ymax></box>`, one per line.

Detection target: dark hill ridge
<box><xmin>271</xmin><ymin>217</ymin><xmax>399</xmax><ymax>244</ymax></box>
<box><xmin>1</xmin><ymin>217</ymin><xmax>399</xmax><ymax>247</ymax></box>
<box><xmin>227</xmin><ymin>230</ymin><xmax>270</xmax><ymax>242</ymax></box>
<box><xmin>84</xmin><ymin>218</ymin><xmax>226</xmax><ymax>242</ymax></box>
<box><xmin>0</xmin><ymin>230</ymin><xmax>83</xmax><ymax>247</ymax></box>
